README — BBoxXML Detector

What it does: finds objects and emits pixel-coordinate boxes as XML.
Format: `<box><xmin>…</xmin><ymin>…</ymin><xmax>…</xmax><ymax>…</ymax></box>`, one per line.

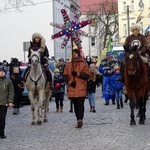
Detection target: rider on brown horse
<box><xmin>23</xmin><ymin>33</ymin><xmax>53</xmax><ymax>88</ymax></box>
<box><xmin>121</xmin><ymin>24</ymin><xmax>150</xmax><ymax>82</ymax></box>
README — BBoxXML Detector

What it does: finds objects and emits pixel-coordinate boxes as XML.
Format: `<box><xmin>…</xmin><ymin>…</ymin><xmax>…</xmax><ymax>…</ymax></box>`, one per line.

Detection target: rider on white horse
<box><xmin>23</xmin><ymin>33</ymin><xmax>53</xmax><ymax>88</ymax></box>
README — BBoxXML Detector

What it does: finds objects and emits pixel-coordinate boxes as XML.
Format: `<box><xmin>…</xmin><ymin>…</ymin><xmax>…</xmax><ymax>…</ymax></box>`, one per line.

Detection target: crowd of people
<box><xmin>1</xmin><ymin>24</ymin><xmax>150</xmax><ymax>139</ymax></box>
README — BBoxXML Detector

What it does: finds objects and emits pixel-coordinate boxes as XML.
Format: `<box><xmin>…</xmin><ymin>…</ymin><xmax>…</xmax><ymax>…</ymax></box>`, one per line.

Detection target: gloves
<box><xmin>70</xmin><ymin>82</ymin><xmax>76</xmax><ymax>88</ymax></box>
<box><xmin>71</xmin><ymin>71</ymin><xmax>77</xmax><ymax>76</ymax></box>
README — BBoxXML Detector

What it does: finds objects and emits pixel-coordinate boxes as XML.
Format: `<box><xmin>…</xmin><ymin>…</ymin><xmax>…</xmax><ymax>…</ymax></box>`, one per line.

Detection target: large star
<box><xmin>50</xmin><ymin>9</ymin><xmax>91</xmax><ymax>49</ymax></box>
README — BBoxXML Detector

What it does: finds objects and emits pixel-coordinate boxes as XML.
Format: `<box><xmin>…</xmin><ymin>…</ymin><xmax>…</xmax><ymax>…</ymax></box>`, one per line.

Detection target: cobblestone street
<box><xmin>1</xmin><ymin>87</ymin><xmax>150</xmax><ymax>150</ymax></box>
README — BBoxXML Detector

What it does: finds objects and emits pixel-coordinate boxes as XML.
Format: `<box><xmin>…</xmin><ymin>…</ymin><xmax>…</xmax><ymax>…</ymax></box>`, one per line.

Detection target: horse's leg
<box><xmin>43</xmin><ymin>91</ymin><xmax>51</xmax><ymax>122</ymax></box>
<box><xmin>138</xmin><ymin>100</ymin><xmax>145</xmax><ymax>124</ymax></box>
<box><xmin>143</xmin><ymin>99</ymin><xmax>147</xmax><ymax>120</ymax></box>
<box><xmin>37</xmin><ymin>91</ymin><xmax>44</xmax><ymax>125</ymax></box>
<box><xmin>129</xmin><ymin>99</ymin><xmax>136</xmax><ymax>125</ymax></box>
<box><xmin>28</xmin><ymin>93</ymin><xmax>36</xmax><ymax>125</ymax></box>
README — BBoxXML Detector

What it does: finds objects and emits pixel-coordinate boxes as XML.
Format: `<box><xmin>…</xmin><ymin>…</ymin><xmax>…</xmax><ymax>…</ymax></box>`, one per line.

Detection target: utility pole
<box><xmin>89</xmin><ymin>24</ymin><xmax>91</xmax><ymax>56</ymax></box>
<box><xmin>127</xmin><ymin>5</ymin><xmax>130</xmax><ymax>36</ymax></box>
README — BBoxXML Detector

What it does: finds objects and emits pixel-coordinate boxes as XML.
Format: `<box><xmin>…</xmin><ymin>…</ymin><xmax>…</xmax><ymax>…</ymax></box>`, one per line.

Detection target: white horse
<box><xmin>26</xmin><ymin>49</ymin><xmax>52</xmax><ymax>125</ymax></box>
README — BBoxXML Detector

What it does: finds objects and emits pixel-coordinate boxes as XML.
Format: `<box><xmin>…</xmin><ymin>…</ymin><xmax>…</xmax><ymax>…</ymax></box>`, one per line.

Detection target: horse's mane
<box><xmin>124</xmin><ymin>45</ymin><xmax>143</xmax><ymax>64</ymax></box>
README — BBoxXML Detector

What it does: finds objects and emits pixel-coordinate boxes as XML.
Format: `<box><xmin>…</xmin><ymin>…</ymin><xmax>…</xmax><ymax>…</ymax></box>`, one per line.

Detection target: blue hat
<box><xmin>106</xmin><ymin>52</ymin><xmax>112</xmax><ymax>55</ymax></box>
<box><xmin>0</xmin><ymin>65</ymin><xmax>7</xmax><ymax>73</ymax></box>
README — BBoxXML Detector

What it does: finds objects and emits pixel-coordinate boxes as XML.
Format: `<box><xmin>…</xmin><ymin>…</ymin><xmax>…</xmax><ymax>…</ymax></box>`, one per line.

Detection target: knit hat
<box><xmin>72</xmin><ymin>49</ymin><xmax>80</xmax><ymax>56</ymax></box>
<box><xmin>90</xmin><ymin>63</ymin><xmax>97</xmax><ymax>69</ymax></box>
<box><xmin>54</xmin><ymin>68</ymin><xmax>60</xmax><ymax>73</ymax></box>
<box><xmin>130</xmin><ymin>24</ymin><xmax>141</xmax><ymax>32</ymax></box>
<box><xmin>58</xmin><ymin>58</ymin><xmax>64</xmax><ymax>62</ymax></box>
<box><xmin>106</xmin><ymin>52</ymin><xmax>112</xmax><ymax>56</ymax></box>
<box><xmin>0</xmin><ymin>65</ymin><xmax>7</xmax><ymax>73</ymax></box>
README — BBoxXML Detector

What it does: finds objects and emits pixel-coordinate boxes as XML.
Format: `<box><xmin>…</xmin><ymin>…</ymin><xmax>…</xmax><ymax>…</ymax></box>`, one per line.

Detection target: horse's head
<box><xmin>30</xmin><ymin>49</ymin><xmax>41</xmax><ymax>66</ymax></box>
<box><xmin>123</xmin><ymin>45</ymin><xmax>141</xmax><ymax>77</ymax></box>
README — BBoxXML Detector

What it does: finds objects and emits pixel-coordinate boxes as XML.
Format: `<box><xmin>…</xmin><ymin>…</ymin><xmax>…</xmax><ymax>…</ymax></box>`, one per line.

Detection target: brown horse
<box><xmin>123</xmin><ymin>45</ymin><xmax>149</xmax><ymax>125</ymax></box>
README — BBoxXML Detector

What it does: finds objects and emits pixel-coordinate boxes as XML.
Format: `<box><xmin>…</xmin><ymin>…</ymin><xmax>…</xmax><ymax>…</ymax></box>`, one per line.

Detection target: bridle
<box><xmin>29</xmin><ymin>52</ymin><xmax>43</xmax><ymax>87</ymax></box>
<box><xmin>125</xmin><ymin>53</ymin><xmax>139</xmax><ymax>76</ymax></box>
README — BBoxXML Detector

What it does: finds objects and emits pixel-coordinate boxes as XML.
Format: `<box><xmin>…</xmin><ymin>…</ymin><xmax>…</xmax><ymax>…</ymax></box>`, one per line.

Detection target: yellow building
<box><xmin>118</xmin><ymin>0</ymin><xmax>150</xmax><ymax>45</ymax></box>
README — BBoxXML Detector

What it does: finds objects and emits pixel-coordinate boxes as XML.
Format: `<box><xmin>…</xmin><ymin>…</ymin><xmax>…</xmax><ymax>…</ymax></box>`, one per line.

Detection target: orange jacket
<box><xmin>63</xmin><ymin>57</ymin><xmax>90</xmax><ymax>98</ymax></box>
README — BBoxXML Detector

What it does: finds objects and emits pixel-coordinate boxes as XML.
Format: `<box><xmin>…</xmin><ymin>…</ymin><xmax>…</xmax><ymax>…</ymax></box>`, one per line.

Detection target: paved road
<box><xmin>1</xmin><ymin>87</ymin><xmax>150</xmax><ymax>150</ymax></box>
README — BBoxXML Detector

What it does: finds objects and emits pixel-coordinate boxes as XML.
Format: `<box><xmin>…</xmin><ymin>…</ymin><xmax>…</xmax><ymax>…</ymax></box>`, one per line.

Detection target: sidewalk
<box><xmin>1</xmin><ymin>87</ymin><xmax>150</xmax><ymax>150</ymax></box>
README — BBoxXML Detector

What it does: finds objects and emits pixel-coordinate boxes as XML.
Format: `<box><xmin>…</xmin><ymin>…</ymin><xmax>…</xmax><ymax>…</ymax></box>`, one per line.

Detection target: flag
<box><xmin>136</xmin><ymin>11</ymin><xmax>143</xmax><ymax>24</ymax></box>
<box><xmin>96</xmin><ymin>33</ymin><xmax>113</xmax><ymax>67</ymax></box>
<box><xmin>107</xmin><ymin>33</ymin><xmax>113</xmax><ymax>52</ymax></box>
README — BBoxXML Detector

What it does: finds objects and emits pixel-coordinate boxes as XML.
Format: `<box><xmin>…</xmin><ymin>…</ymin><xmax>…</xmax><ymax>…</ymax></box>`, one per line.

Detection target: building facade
<box><xmin>118</xmin><ymin>0</ymin><xmax>150</xmax><ymax>44</ymax></box>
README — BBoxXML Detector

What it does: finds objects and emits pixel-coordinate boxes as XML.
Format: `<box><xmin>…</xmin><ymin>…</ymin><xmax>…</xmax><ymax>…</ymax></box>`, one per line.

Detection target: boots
<box><xmin>56</xmin><ymin>107</ymin><xmax>59</xmax><ymax>112</ymax></box>
<box><xmin>13</xmin><ymin>108</ymin><xmax>17</xmax><ymax>115</ymax></box>
<box><xmin>60</xmin><ymin>106</ymin><xmax>63</xmax><ymax>112</ymax></box>
<box><xmin>92</xmin><ymin>106</ymin><xmax>96</xmax><ymax>113</ymax></box>
<box><xmin>120</xmin><ymin>102</ymin><xmax>123</xmax><ymax>108</ymax></box>
<box><xmin>117</xmin><ymin>104</ymin><xmax>120</xmax><ymax>109</ymax></box>
<box><xmin>90</xmin><ymin>106</ymin><xmax>93</xmax><ymax>112</ymax></box>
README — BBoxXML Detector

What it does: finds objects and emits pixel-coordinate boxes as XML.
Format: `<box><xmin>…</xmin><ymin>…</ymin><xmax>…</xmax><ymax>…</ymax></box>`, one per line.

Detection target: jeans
<box><xmin>115</xmin><ymin>89</ymin><xmax>123</xmax><ymax>105</ymax></box>
<box><xmin>0</xmin><ymin>106</ymin><xmax>7</xmax><ymax>136</ymax></box>
<box><xmin>72</xmin><ymin>97</ymin><xmax>85</xmax><ymax>121</ymax></box>
<box><xmin>88</xmin><ymin>92</ymin><xmax>95</xmax><ymax>107</ymax></box>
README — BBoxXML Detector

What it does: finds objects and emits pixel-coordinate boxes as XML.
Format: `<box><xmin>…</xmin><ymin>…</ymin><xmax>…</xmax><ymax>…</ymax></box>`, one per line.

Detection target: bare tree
<box><xmin>0</xmin><ymin>0</ymin><xmax>34</xmax><ymax>12</ymax></box>
<box><xmin>86</xmin><ymin>0</ymin><xmax>118</xmax><ymax>53</ymax></box>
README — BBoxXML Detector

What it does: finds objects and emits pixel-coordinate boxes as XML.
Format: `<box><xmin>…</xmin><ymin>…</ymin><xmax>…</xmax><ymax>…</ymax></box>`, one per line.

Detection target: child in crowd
<box><xmin>111</xmin><ymin>66</ymin><xmax>124</xmax><ymax>109</ymax></box>
<box><xmin>53</xmin><ymin>68</ymin><xmax>65</xmax><ymax>112</ymax></box>
<box><xmin>87</xmin><ymin>64</ymin><xmax>102</xmax><ymax>113</ymax></box>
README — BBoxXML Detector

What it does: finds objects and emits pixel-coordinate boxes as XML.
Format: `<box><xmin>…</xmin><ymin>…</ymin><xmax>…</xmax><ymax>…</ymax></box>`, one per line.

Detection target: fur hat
<box><xmin>32</xmin><ymin>32</ymin><xmax>46</xmax><ymax>50</ymax></box>
<box><xmin>130</xmin><ymin>24</ymin><xmax>141</xmax><ymax>32</ymax></box>
<box><xmin>72</xmin><ymin>49</ymin><xmax>80</xmax><ymax>56</ymax></box>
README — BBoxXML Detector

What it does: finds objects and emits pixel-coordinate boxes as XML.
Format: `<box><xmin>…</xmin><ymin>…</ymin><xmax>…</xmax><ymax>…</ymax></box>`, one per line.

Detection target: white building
<box><xmin>52</xmin><ymin>0</ymin><xmax>80</xmax><ymax>61</ymax></box>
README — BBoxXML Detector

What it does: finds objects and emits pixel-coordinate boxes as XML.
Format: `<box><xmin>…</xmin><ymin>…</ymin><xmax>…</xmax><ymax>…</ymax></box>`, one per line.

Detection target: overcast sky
<box><xmin>0</xmin><ymin>1</ymin><xmax>54</xmax><ymax>63</ymax></box>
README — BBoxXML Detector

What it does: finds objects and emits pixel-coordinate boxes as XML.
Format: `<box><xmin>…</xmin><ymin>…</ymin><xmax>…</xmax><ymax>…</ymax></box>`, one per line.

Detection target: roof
<box><xmin>79</xmin><ymin>0</ymin><xmax>118</xmax><ymax>14</ymax></box>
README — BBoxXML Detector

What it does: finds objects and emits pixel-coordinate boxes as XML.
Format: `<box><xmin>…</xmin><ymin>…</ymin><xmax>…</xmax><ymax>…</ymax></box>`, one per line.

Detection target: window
<box><xmin>91</xmin><ymin>36</ymin><xmax>95</xmax><ymax>46</ymax></box>
<box><xmin>131</xmin><ymin>0</ymin><xmax>134</xmax><ymax>11</ymax></box>
<box><xmin>123</xmin><ymin>1</ymin><xmax>126</xmax><ymax>12</ymax></box>
<box><xmin>123</xmin><ymin>24</ymin><xmax>127</xmax><ymax>36</ymax></box>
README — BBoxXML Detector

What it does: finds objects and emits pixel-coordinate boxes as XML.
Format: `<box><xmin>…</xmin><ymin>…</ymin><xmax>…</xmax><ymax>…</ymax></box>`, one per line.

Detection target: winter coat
<box><xmin>124</xmin><ymin>33</ymin><xmax>147</xmax><ymax>56</ymax></box>
<box><xmin>63</xmin><ymin>57</ymin><xmax>90</xmax><ymax>98</ymax></box>
<box><xmin>87</xmin><ymin>74</ymin><xmax>101</xmax><ymax>93</ymax></box>
<box><xmin>0</xmin><ymin>76</ymin><xmax>14</xmax><ymax>106</ymax></box>
<box><xmin>99</xmin><ymin>57</ymin><xmax>118</xmax><ymax>76</ymax></box>
<box><xmin>53</xmin><ymin>74</ymin><xmax>65</xmax><ymax>94</ymax></box>
<box><xmin>111</xmin><ymin>72</ymin><xmax>124</xmax><ymax>90</ymax></box>
<box><xmin>10</xmin><ymin>74</ymin><xmax>24</xmax><ymax>94</ymax></box>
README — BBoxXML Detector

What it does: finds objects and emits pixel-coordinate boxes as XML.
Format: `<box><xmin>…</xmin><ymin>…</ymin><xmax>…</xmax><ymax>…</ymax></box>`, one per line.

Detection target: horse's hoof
<box><xmin>37</xmin><ymin>121</ymin><xmax>42</xmax><ymax>125</ymax></box>
<box><xmin>130</xmin><ymin>121</ymin><xmax>136</xmax><ymax>125</ymax></box>
<box><xmin>139</xmin><ymin>120</ymin><xmax>145</xmax><ymax>124</ymax></box>
<box><xmin>31</xmin><ymin>122</ymin><xmax>36</xmax><ymax>125</ymax></box>
<box><xmin>43</xmin><ymin>119</ymin><xmax>48</xmax><ymax>123</ymax></box>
